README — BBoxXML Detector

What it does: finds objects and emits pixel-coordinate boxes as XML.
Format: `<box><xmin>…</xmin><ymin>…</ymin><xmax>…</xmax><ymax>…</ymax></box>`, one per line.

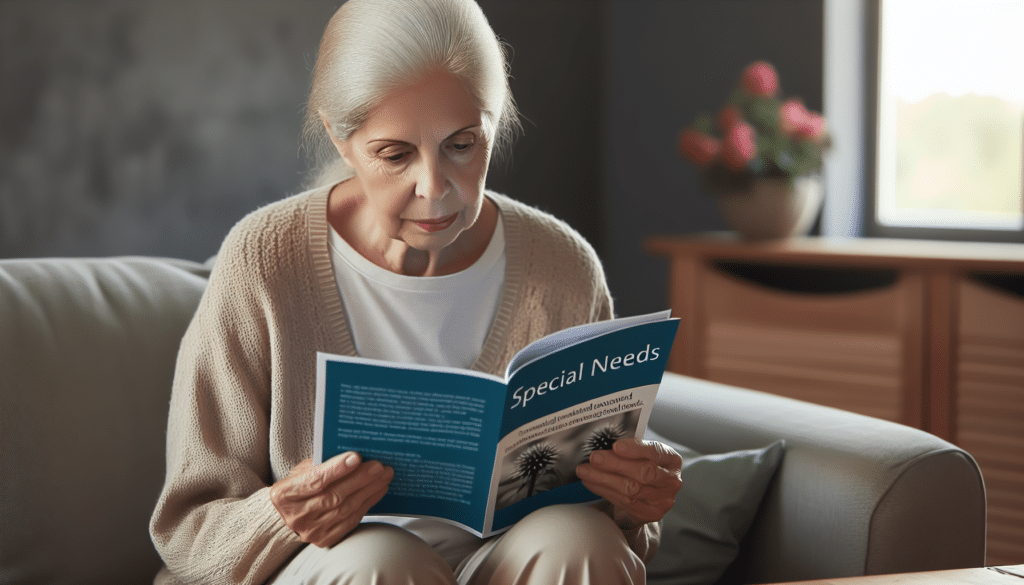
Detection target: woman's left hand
<box><xmin>576</xmin><ymin>438</ymin><xmax>683</xmax><ymax>529</ymax></box>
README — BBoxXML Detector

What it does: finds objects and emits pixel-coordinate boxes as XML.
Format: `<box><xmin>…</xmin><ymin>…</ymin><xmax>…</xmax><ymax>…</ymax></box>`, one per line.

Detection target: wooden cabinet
<box><xmin>957</xmin><ymin>276</ymin><xmax>1024</xmax><ymax>564</ymax></box>
<box><xmin>646</xmin><ymin>234</ymin><xmax>1024</xmax><ymax>565</ymax></box>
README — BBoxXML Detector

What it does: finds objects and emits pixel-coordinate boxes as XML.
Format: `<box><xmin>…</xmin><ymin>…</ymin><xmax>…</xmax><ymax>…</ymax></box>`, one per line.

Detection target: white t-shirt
<box><xmin>328</xmin><ymin>214</ymin><xmax>506</xmax><ymax>564</ymax></box>
<box><xmin>328</xmin><ymin>217</ymin><xmax>505</xmax><ymax>369</ymax></box>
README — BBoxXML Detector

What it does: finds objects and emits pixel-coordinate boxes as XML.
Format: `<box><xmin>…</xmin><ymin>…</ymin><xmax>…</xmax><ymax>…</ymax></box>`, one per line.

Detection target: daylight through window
<box><xmin>876</xmin><ymin>0</ymin><xmax>1023</xmax><ymax>231</ymax></box>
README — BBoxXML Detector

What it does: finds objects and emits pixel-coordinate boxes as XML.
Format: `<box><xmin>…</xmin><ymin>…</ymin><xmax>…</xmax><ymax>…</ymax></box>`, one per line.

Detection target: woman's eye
<box><xmin>448</xmin><ymin>141</ymin><xmax>475</xmax><ymax>154</ymax></box>
<box><xmin>381</xmin><ymin>150</ymin><xmax>409</xmax><ymax>164</ymax></box>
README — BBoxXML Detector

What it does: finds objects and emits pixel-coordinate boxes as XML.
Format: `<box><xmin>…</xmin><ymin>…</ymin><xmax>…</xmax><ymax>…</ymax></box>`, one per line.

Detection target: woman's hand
<box><xmin>576</xmin><ymin>438</ymin><xmax>683</xmax><ymax>530</ymax></box>
<box><xmin>270</xmin><ymin>452</ymin><xmax>394</xmax><ymax>548</ymax></box>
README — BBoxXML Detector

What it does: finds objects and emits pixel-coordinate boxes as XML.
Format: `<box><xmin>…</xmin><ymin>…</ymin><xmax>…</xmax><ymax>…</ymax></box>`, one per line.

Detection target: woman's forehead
<box><xmin>357</xmin><ymin>73</ymin><xmax>486</xmax><ymax>143</ymax></box>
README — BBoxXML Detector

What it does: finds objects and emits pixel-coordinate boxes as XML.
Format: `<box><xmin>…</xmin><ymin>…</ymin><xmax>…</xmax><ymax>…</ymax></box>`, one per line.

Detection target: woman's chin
<box><xmin>396</xmin><ymin>233</ymin><xmax>454</xmax><ymax>259</ymax></box>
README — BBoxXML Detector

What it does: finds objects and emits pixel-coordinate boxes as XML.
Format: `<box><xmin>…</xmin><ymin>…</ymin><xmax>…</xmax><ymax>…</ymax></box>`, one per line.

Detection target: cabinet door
<box><xmin>956</xmin><ymin>275</ymin><xmax>1024</xmax><ymax>566</ymax></box>
<box><xmin>699</xmin><ymin>263</ymin><xmax>925</xmax><ymax>425</ymax></box>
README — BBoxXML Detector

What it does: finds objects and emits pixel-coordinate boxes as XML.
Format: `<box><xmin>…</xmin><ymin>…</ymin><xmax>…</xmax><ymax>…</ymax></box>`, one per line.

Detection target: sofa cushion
<box><xmin>644</xmin><ymin>429</ymin><xmax>785</xmax><ymax>585</ymax></box>
<box><xmin>0</xmin><ymin>257</ymin><xmax>208</xmax><ymax>585</ymax></box>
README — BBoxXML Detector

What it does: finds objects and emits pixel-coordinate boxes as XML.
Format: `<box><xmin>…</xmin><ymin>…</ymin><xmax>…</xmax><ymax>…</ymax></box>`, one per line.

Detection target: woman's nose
<box><xmin>414</xmin><ymin>156</ymin><xmax>449</xmax><ymax>201</ymax></box>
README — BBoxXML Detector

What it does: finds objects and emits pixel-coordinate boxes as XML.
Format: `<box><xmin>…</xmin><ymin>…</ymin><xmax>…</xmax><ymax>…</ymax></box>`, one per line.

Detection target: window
<box><xmin>873</xmin><ymin>0</ymin><xmax>1023</xmax><ymax>238</ymax></box>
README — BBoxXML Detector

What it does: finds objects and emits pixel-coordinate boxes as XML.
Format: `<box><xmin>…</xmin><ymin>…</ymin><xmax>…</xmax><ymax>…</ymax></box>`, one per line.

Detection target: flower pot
<box><xmin>715</xmin><ymin>175</ymin><xmax>823</xmax><ymax>240</ymax></box>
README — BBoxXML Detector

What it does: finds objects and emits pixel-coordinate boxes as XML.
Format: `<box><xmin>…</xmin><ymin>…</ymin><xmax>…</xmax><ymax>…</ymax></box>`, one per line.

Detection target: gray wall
<box><xmin>476</xmin><ymin>0</ymin><xmax>605</xmax><ymax>255</ymax></box>
<box><xmin>0</xmin><ymin>1</ymin><xmax>341</xmax><ymax>261</ymax></box>
<box><xmin>0</xmin><ymin>0</ymin><xmax>823</xmax><ymax>317</ymax></box>
<box><xmin>602</xmin><ymin>0</ymin><xmax>823</xmax><ymax>316</ymax></box>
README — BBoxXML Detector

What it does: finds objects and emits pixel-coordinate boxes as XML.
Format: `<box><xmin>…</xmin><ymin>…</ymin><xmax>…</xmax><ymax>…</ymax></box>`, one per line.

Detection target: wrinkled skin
<box><xmin>576</xmin><ymin>438</ymin><xmax>684</xmax><ymax>531</ymax></box>
<box><xmin>270</xmin><ymin>452</ymin><xmax>395</xmax><ymax>547</ymax></box>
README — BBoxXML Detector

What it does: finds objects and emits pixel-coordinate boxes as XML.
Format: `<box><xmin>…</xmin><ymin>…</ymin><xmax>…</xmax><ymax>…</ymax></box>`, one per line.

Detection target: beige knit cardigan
<box><xmin>150</xmin><ymin>186</ymin><xmax>655</xmax><ymax>585</ymax></box>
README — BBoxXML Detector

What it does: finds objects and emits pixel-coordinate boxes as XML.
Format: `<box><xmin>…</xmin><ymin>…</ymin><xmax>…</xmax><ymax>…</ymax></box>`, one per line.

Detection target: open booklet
<box><xmin>314</xmin><ymin>310</ymin><xmax>680</xmax><ymax>537</ymax></box>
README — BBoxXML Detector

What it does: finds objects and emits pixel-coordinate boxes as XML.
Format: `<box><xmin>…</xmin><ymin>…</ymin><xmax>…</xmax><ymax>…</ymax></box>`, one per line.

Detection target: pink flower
<box><xmin>717</xmin><ymin>104</ymin><xmax>743</xmax><ymax>131</ymax></box>
<box><xmin>796</xmin><ymin>113</ymin><xmax>827</xmax><ymax>140</ymax></box>
<box><xmin>741</xmin><ymin>61</ymin><xmax>778</xmax><ymax>97</ymax></box>
<box><xmin>720</xmin><ymin>122</ymin><xmax>757</xmax><ymax>170</ymax></box>
<box><xmin>678</xmin><ymin>129</ymin><xmax>721</xmax><ymax>167</ymax></box>
<box><xmin>778</xmin><ymin>98</ymin><xmax>809</xmax><ymax>135</ymax></box>
<box><xmin>779</xmin><ymin>98</ymin><xmax>826</xmax><ymax>140</ymax></box>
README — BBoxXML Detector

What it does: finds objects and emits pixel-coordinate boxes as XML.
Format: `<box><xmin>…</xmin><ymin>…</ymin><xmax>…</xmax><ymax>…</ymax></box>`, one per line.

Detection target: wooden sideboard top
<box><xmin>645</xmin><ymin>233</ymin><xmax>1024</xmax><ymax>272</ymax></box>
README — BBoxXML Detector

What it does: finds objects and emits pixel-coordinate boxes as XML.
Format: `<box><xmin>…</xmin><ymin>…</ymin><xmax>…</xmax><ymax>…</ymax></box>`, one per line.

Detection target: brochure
<box><xmin>313</xmin><ymin>310</ymin><xmax>680</xmax><ymax>537</ymax></box>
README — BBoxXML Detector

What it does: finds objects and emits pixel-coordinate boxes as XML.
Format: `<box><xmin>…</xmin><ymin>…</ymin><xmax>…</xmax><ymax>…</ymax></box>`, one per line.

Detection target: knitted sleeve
<box><xmin>149</xmin><ymin>210</ymin><xmax>306</xmax><ymax>585</ymax></box>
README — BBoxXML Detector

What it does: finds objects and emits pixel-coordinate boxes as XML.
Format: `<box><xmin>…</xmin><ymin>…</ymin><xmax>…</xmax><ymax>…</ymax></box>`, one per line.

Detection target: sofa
<box><xmin>0</xmin><ymin>256</ymin><xmax>987</xmax><ymax>584</ymax></box>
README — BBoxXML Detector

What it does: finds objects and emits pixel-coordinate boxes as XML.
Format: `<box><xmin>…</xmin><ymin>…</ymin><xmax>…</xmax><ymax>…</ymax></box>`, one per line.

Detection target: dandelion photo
<box><xmin>514</xmin><ymin>441</ymin><xmax>560</xmax><ymax>498</ymax></box>
<box><xmin>583</xmin><ymin>422</ymin><xmax>625</xmax><ymax>453</ymax></box>
<box><xmin>495</xmin><ymin>408</ymin><xmax>641</xmax><ymax>511</ymax></box>
<box><xmin>579</xmin><ymin>423</ymin><xmax>625</xmax><ymax>466</ymax></box>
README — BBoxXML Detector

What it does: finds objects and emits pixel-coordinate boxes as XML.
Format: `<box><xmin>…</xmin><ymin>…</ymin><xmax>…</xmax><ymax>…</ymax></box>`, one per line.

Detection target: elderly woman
<box><xmin>149</xmin><ymin>0</ymin><xmax>682</xmax><ymax>583</ymax></box>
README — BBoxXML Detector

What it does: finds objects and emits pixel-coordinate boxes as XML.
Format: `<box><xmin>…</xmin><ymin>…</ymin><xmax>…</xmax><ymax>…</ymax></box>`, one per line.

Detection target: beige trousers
<box><xmin>268</xmin><ymin>504</ymin><xmax>646</xmax><ymax>585</ymax></box>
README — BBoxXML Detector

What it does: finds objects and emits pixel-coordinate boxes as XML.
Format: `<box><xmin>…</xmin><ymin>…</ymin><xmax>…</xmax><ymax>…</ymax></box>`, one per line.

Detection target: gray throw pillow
<box><xmin>644</xmin><ymin>430</ymin><xmax>785</xmax><ymax>585</ymax></box>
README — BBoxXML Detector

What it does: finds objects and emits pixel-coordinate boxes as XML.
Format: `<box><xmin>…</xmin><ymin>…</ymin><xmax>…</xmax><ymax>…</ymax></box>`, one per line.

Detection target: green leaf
<box><xmin>746</xmin><ymin>98</ymin><xmax>779</xmax><ymax>133</ymax></box>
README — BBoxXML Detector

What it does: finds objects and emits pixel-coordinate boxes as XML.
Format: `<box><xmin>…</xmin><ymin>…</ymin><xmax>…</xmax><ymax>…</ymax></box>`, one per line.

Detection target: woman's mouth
<box><xmin>410</xmin><ymin>212</ymin><xmax>458</xmax><ymax>233</ymax></box>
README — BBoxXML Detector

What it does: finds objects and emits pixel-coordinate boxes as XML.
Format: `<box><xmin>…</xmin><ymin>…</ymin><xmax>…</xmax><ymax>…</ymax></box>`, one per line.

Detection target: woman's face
<box><xmin>332</xmin><ymin>71</ymin><xmax>492</xmax><ymax>256</ymax></box>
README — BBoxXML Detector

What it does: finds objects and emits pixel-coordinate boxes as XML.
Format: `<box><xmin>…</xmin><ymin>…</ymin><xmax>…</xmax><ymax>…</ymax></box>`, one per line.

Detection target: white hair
<box><xmin>301</xmin><ymin>0</ymin><xmax>521</xmax><ymax>188</ymax></box>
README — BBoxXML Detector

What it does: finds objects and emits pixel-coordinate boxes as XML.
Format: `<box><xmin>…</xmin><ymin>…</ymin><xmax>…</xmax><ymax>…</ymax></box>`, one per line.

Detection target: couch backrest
<box><xmin>0</xmin><ymin>257</ymin><xmax>209</xmax><ymax>585</ymax></box>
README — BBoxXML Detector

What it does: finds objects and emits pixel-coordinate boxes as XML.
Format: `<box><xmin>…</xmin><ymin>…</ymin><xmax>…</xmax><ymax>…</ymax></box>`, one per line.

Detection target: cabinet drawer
<box><xmin>700</xmin><ymin>264</ymin><xmax>925</xmax><ymax>423</ymax></box>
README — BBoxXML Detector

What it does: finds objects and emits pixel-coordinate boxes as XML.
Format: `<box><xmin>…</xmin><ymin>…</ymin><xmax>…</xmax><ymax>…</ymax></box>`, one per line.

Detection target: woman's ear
<box><xmin>321</xmin><ymin>113</ymin><xmax>353</xmax><ymax>166</ymax></box>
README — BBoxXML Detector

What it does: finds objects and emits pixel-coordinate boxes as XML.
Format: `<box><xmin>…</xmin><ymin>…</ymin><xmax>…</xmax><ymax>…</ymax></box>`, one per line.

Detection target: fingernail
<box><xmin>345</xmin><ymin>453</ymin><xmax>359</xmax><ymax>468</ymax></box>
<box><xmin>368</xmin><ymin>461</ymin><xmax>384</xmax><ymax>476</ymax></box>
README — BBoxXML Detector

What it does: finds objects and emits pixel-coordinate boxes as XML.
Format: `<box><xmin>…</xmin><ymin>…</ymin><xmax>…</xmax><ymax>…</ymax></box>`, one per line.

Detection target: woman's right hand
<box><xmin>270</xmin><ymin>452</ymin><xmax>394</xmax><ymax>548</ymax></box>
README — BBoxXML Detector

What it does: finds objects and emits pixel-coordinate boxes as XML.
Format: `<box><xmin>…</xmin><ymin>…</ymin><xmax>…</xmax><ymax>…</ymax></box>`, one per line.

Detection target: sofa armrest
<box><xmin>649</xmin><ymin>373</ymin><xmax>986</xmax><ymax>584</ymax></box>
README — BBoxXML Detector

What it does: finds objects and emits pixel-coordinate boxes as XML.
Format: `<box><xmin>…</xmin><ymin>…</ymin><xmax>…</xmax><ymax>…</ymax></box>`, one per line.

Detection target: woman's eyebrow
<box><xmin>365</xmin><ymin>123</ymin><xmax>483</xmax><ymax>147</ymax></box>
<box><xmin>366</xmin><ymin>137</ymin><xmax>410</xmax><ymax>147</ymax></box>
<box><xmin>446</xmin><ymin>124</ymin><xmax>483</xmax><ymax>139</ymax></box>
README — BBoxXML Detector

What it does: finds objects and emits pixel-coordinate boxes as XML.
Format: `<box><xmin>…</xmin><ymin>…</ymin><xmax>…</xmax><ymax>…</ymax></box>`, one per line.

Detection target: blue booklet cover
<box><xmin>314</xmin><ymin>310</ymin><xmax>679</xmax><ymax>537</ymax></box>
